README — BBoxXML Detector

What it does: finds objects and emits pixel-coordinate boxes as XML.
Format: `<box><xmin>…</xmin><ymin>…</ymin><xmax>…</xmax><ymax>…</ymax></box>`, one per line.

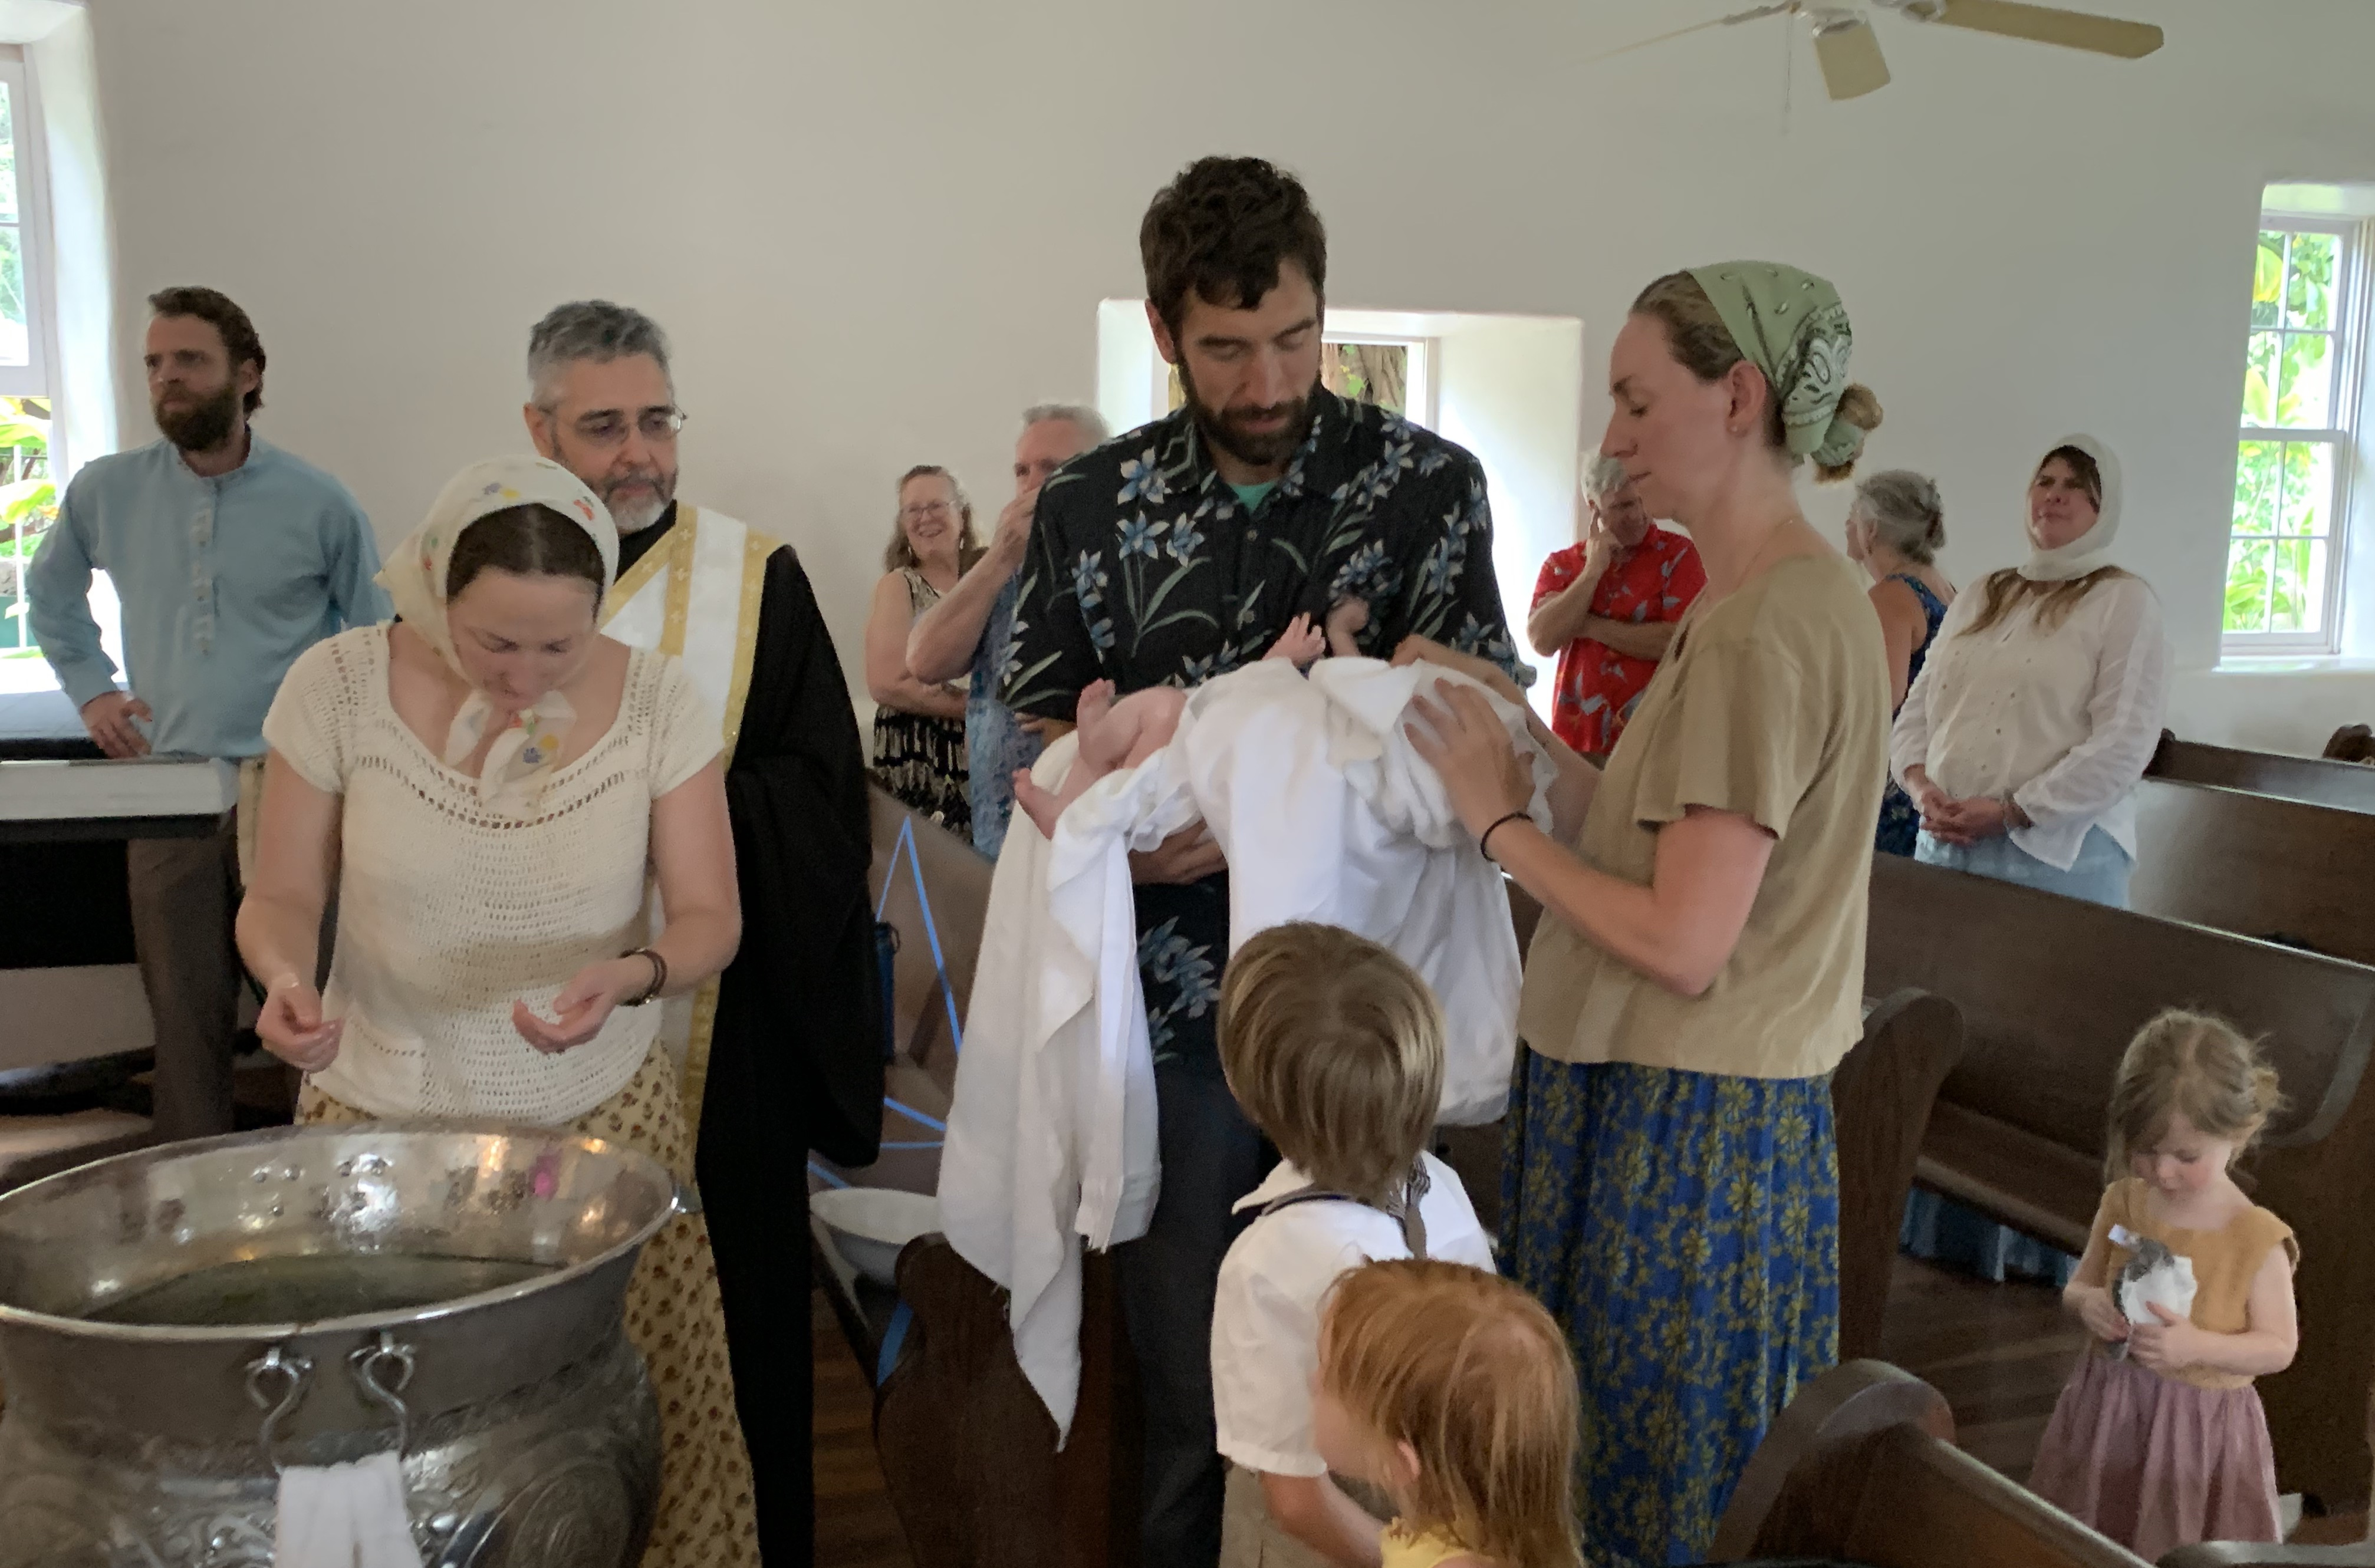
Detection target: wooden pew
<box><xmin>1712</xmin><ymin>1361</ymin><xmax>2142</xmax><ymax>1567</ymax></box>
<box><xmin>1868</xmin><ymin>852</ymin><xmax>2375</xmax><ymax>1509</ymax></box>
<box><xmin>2128</xmin><ymin>774</ymin><xmax>2375</xmax><ymax>966</ymax></box>
<box><xmin>2151</xmin><ymin>733</ymin><xmax>2375</xmax><ymax>815</ymax></box>
<box><xmin>1715</xmin><ymin>1360</ymin><xmax>2375</xmax><ymax>1568</ymax></box>
<box><xmin>2325</xmin><ymin>725</ymin><xmax>2373</xmax><ymax>764</ymax></box>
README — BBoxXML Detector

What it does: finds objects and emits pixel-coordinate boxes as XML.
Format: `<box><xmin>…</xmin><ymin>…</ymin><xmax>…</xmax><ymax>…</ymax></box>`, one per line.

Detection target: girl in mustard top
<box><xmin>2029</xmin><ymin>1010</ymin><xmax>2300</xmax><ymax>1560</ymax></box>
<box><xmin>1312</xmin><ymin>1260</ymin><xmax>1583</xmax><ymax>1568</ymax></box>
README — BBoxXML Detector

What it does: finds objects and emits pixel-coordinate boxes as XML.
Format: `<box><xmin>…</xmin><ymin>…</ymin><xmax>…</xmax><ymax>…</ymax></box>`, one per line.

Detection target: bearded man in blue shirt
<box><xmin>29</xmin><ymin>286</ymin><xmax>387</xmax><ymax>1141</ymax></box>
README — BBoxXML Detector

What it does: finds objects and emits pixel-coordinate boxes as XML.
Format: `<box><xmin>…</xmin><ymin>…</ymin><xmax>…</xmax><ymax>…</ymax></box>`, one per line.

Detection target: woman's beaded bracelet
<box><xmin>622</xmin><ymin>947</ymin><xmax>668</xmax><ymax>1007</ymax></box>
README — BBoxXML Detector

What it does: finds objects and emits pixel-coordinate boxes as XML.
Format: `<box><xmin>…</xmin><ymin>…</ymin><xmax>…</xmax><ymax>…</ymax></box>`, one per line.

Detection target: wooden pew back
<box><xmin>2152</xmin><ymin>734</ymin><xmax>2375</xmax><ymax>815</ymax></box>
<box><xmin>1869</xmin><ymin>852</ymin><xmax>2375</xmax><ymax>1506</ymax></box>
<box><xmin>2130</xmin><ymin>776</ymin><xmax>2375</xmax><ymax>967</ymax></box>
<box><xmin>868</xmin><ymin>787</ymin><xmax>992</xmax><ymax>1089</ymax></box>
<box><xmin>1714</xmin><ymin>1361</ymin><xmax>2150</xmax><ymax>1568</ymax></box>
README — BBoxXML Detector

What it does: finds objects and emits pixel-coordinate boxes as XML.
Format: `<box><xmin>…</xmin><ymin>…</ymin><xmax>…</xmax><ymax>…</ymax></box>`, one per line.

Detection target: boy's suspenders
<box><xmin>1254</xmin><ymin>1159</ymin><xmax>1433</xmax><ymax>1257</ymax></box>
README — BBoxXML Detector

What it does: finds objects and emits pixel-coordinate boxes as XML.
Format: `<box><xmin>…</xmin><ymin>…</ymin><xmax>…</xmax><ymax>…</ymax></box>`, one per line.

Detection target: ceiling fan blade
<box><xmin>1930</xmin><ymin>0</ymin><xmax>2163</xmax><ymax>58</ymax></box>
<box><xmin>1586</xmin><ymin>3</ymin><xmax>1796</xmax><ymax>65</ymax></box>
<box><xmin>1812</xmin><ymin>15</ymin><xmax>1892</xmax><ymax>98</ymax></box>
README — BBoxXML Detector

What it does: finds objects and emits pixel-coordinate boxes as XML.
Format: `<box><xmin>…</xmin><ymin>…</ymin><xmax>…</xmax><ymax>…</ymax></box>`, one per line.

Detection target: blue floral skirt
<box><xmin>1501</xmin><ymin>1053</ymin><xmax>1840</xmax><ymax>1568</ymax></box>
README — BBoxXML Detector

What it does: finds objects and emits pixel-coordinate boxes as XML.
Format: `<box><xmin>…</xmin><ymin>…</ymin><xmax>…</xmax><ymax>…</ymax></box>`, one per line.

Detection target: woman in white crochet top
<box><xmin>236</xmin><ymin>454</ymin><xmax>759</xmax><ymax>1563</ymax></box>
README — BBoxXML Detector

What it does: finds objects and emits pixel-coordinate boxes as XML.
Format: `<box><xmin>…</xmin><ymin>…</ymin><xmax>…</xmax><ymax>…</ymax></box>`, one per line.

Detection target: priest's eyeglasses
<box><xmin>570</xmin><ymin>407</ymin><xmax>689</xmax><ymax>448</ymax></box>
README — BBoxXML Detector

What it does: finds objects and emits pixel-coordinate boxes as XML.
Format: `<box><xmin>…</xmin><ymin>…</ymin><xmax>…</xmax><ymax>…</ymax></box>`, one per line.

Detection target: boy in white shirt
<box><xmin>1210</xmin><ymin>921</ymin><xmax>1498</xmax><ymax>1567</ymax></box>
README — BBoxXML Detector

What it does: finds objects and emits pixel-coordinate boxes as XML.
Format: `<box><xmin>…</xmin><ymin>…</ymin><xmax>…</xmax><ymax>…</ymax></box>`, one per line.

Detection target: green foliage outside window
<box><xmin>2228</xmin><ymin>229</ymin><xmax>2347</xmax><ymax>639</ymax></box>
<box><xmin>0</xmin><ymin>395</ymin><xmax>55</xmax><ymax>655</ymax></box>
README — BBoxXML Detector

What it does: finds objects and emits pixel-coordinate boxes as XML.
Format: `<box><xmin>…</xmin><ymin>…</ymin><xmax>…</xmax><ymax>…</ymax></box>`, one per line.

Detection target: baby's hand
<box><xmin>1264</xmin><ymin>614</ymin><xmax>1327</xmax><ymax>667</ymax></box>
<box><xmin>1324</xmin><ymin>596</ymin><xmax>1370</xmax><ymax>658</ymax></box>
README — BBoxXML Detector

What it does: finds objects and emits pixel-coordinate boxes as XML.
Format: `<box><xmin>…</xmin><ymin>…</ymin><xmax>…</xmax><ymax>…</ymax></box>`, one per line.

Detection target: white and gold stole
<box><xmin>601</xmin><ymin>504</ymin><xmax>779</xmax><ymax>1142</ymax></box>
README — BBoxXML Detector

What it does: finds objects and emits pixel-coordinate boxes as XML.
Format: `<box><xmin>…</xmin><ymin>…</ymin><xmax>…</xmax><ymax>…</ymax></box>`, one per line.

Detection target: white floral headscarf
<box><xmin>378</xmin><ymin>455</ymin><xmax>617</xmax><ymax>802</ymax></box>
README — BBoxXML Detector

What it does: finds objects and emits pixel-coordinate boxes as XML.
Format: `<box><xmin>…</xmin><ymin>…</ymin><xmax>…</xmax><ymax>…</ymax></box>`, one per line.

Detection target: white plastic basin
<box><xmin>812</xmin><ymin>1187</ymin><xmax>939</xmax><ymax>1288</ymax></box>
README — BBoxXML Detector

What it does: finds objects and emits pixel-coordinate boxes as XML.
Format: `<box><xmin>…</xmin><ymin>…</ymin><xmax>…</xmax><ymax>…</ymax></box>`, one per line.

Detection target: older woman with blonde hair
<box><xmin>865</xmin><ymin>463</ymin><xmax>981</xmax><ymax>834</ymax></box>
<box><xmin>1846</xmin><ymin>469</ymin><xmax>1956</xmax><ymax>855</ymax></box>
<box><xmin>1409</xmin><ymin>262</ymin><xmax>1890</xmax><ymax>1567</ymax></box>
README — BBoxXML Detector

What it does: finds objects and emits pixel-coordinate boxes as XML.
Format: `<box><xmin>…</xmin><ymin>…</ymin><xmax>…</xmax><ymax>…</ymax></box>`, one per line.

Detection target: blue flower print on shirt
<box><xmin>1117</xmin><ymin>450</ymin><xmax>1169</xmax><ymax>509</ymax></box>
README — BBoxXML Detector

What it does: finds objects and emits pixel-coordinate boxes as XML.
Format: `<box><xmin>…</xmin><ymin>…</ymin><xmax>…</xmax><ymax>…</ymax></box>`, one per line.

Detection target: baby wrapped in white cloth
<box><xmin>939</xmin><ymin>650</ymin><xmax>1552</xmax><ymax>1438</ymax></box>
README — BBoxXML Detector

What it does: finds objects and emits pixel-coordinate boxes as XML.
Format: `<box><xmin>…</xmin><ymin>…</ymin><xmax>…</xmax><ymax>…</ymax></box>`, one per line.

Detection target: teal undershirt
<box><xmin>1229</xmin><ymin>480</ymin><xmax>1278</xmax><ymax>513</ymax></box>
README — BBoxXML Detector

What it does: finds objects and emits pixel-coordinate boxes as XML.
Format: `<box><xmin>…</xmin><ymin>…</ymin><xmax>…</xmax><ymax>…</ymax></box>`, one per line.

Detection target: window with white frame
<box><xmin>0</xmin><ymin>47</ymin><xmax>58</xmax><ymax>675</ymax></box>
<box><xmin>2223</xmin><ymin>212</ymin><xmax>2370</xmax><ymax>650</ymax></box>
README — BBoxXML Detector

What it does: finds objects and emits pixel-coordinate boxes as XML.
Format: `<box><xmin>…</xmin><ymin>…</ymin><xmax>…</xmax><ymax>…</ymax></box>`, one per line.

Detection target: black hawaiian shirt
<box><xmin>999</xmin><ymin>389</ymin><xmax>1524</xmax><ymax>1078</ymax></box>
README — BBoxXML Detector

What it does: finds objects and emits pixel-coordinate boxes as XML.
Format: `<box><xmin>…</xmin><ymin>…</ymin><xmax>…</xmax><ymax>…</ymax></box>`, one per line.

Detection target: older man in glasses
<box><xmin>524</xmin><ymin>300</ymin><xmax>881</xmax><ymax>1568</ymax></box>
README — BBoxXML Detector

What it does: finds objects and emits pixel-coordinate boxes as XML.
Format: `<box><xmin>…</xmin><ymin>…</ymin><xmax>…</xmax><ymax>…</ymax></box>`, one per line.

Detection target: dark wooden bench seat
<box><xmin>1913</xmin><ymin>1101</ymin><xmax>2096</xmax><ymax>1257</ymax></box>
<box><xmin>1715</xmin><ymin>1361</ymin><xmax>2375</xmax><ymax>1568</ymax></box>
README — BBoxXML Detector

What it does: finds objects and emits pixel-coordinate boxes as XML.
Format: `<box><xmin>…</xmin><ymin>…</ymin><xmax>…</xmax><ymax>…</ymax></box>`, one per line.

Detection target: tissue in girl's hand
<box><xmin>2109</xmin><ymin>1225</ymin><xmax>2198</xmax><ymax>1355</ymax></box>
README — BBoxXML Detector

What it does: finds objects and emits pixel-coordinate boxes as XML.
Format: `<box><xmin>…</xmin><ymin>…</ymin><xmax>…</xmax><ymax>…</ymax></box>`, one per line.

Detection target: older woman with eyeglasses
<box><xmin>866</xmin><ymin>464</ymin><xmax>982</xmax><ymax>835</ymax></box>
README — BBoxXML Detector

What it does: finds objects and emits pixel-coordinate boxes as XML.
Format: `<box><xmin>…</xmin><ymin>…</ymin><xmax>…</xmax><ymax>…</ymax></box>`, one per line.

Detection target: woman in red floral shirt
<box><xmin>1528</xmin><ymin>451</ymin><xmax>1708</xmax><ymax>760</ymax></box>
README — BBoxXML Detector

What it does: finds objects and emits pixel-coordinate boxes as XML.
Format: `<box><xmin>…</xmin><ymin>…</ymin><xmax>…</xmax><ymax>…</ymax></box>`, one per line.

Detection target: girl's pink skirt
<box><xmin>2029</xmin><ymin>1350</ymin><xmax>2282</xmax><ymax>1562</ymax></box>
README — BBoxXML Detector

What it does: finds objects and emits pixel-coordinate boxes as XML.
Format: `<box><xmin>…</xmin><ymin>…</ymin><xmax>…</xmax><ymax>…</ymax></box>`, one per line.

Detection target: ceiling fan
<box><xmin>1601</xmin><ymin>0</ymin><xmax>2164</xmax><ymax>103</ymax></box>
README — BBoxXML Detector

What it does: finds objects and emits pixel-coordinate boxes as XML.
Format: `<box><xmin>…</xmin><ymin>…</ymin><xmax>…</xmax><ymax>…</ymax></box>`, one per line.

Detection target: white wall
<box><xmin>1432</xmin><ymin>314</ymin><xmax>1585</xmax><ymax>709</ymax></box>
<box><xmin>83</xmin><ymin>0</ymin><xmax>2375</xmax><ymax>753</ymax></box>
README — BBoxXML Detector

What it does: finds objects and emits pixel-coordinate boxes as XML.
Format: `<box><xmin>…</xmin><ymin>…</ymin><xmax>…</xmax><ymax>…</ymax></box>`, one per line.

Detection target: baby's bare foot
<box><xmin>1325</xmin><ymin>597</ymin><xmax>1370</xmax><ymax>658</ymax></box>
<box><xmin>1014</xmin><ymin>769</ymin><xmax>1063</xmax><ymax>839</ymax></box>
<box><xmin>1077</xmin><ymin>678</ymin><xmax>1117</xmax><ymax>729</ymax></box>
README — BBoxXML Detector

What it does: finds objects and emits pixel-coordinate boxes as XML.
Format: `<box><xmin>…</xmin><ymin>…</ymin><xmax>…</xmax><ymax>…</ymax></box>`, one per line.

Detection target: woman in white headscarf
<box><xmin>236</xmin><ymin>455</ymin><xmax>758</xmax><ymax>1564</ymax></box>
<box><xmin>1892</xmin><ymin>436</ymin><xmax>2170</xmax><ymax>908</ymax></box>
<box><xmin>1889</xmin><ymin>436</ymin><xmax>2170</xmax><ymax>1290</ymax></box>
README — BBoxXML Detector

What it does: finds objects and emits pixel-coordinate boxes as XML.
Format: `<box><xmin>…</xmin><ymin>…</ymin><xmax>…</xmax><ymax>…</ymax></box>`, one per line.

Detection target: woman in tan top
<box><xmin>1408</xmin><ymin>263</ymin><xmax>1890</xmax><ymax>1568</ymax></box>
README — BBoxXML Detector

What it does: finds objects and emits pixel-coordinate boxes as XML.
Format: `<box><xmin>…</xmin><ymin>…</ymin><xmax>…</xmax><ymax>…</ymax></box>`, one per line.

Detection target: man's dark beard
<box><xmin>153</xmin><ymin>384</ymin><xmax>241</xmax><ymax>453</ymax></box>
<box><xmin>1179</xmin><ymin>361</ymin><xmax>1316</xmax><ymax>471</ymax></box>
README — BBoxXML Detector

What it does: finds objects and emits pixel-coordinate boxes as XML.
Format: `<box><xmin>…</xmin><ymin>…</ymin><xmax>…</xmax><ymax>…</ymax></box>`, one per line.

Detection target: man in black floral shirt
<box><xmin>1001</xmin><ymin>155</ymin><xmax>1524</xmax><ymax>1568</ymax></box>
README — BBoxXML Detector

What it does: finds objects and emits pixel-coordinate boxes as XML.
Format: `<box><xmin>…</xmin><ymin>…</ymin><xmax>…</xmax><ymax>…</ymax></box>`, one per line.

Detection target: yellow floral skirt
<box><xmin>298</xmin><ymin>1049</ymin><xmax>760</xmax><ymax>1567</ymax></box>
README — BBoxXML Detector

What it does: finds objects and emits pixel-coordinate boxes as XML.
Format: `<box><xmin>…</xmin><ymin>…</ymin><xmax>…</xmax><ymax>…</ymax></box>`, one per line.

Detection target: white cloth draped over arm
<box><xmin>937</xmin><ymin>657</ymin><xmax>1555</xmax><ymax>1441</ymax></box>
<box><xmin>2006</xmin><ymin>578</ymin><xmax>2170</xmax><ymax>861</ymax></box>
<box><xmin>936</xmin><ymin>730</ymin><xmax>1192</xmax><ymax>1444</ymax></box>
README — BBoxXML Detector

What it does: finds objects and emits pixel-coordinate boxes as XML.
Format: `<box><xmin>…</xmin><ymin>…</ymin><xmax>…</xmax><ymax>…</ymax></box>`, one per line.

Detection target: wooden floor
<box><xmin>812</xmin><ymin>1289</ymin><xmax>915</xmax><ymax>1568</ymax></box>
<box><xmin>810</xmin><ymin>1253</ymin><xmax>2362</xmax><ymax>1565</ymax></box>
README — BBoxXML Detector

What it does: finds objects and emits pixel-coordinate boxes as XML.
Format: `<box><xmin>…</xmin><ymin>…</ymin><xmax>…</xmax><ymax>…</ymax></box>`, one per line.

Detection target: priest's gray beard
<box><xmin>604</xmin><ymin>472</ymin><xmax>675</xmax><ymax>533</ymax></box>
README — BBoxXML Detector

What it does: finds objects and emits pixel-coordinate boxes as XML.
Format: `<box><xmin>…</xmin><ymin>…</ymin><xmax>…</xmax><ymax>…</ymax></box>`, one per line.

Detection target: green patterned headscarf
<box><xmin>1686</xmin><ymin>261</ymin><xmax>1865</xmax><ymax>471</ymax></box>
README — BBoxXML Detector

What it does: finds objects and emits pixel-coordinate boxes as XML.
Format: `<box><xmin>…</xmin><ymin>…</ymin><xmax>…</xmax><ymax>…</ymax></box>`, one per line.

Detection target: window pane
<box><xmin>2279</xmin><ymin>439</ymin><xmax>2336</xmax><ymax>538</ymax></box>
<box><xmin>2242</xmin><ymin>331</ymin><xmax>2278</xmax><ymax>425</ymax></box>
<box><xmin>0</xmin><ymin>83</ymin><xmax>16</xmax><ymax>226</ymax></box>
<box><xmin>1323</xmin><ymin>343</ymin><xmax>1408</xmax><ymax>414</ymax></box>
<box><xmin>2286</xmin><ymin>231</ymin><xmax>2337</xmax><ymax>331</ymax></box>
<box><xmin>2251</xmin><ymin>233</ymin><xmax>2285</xmax><ymax>329</ymax></box>
<box><xmin>0</xmin><ymin>226</ymin><xmax>24</xmax><ymax>368</ymax></box>
<box><xmin>2271</xmin><ymin>536</ymin><xmax>2328</xmax><ymax>635</ymax></box>
<box><xmin>0</xmin><ymin>396</ymin><xmax>57</xmax><ymax>660</ymax></box>
<box><xmin>2277</xmin><ymin>330</ymin><xmax>2335</xmax><ymax>427</ymax></box>
<box><xmin>2225</xmin><ymin>537</ymin><xmax>2273</xmax><ymax>634</ymax></box>
<box><xmin>2233</xmin><ymin>440</ymin><xmax>2280</xmax><ymax>536</ymax></box>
